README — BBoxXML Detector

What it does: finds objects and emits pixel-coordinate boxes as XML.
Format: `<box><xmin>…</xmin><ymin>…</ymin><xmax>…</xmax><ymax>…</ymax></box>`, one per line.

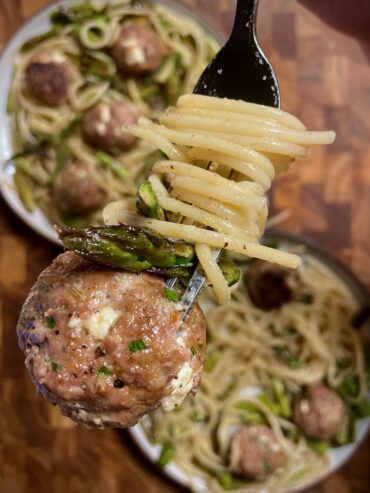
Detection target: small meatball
<box><xmin>246</xmin><ymin>259</ymin><xmax>300</xmax><ymax>310</ymax></box>
<box><xmin>82</xmin><ymin>102</ymin><xmax>138</xmax><ymax>154</ymax></box>
<box><xmin>293</xmin><ymin>384</ymin><xmax>346</xmax><ymax>440</ymax></box>
<box><xmin>17</xmin><ymin>252</ymin><xmax>206</xmax><ymax>428</ymax></box>
<box><xmin>25</xmin><ymin>53</ymin><xmax>71</xmax><ymax>106</ymax></box>
<box><xmin>53</xmin><ymin>161</ymin><xmax>107</xmax><ymax>215</ymax></box>
<box><xmin>111</xmin><ymin>24</ymin><xmax>164</xmax><ymax>76</ymax></box>
<box><xmin>231</xmin><ymin>425</ymin><xmax>285</xmax><ymax>480</ymax></box>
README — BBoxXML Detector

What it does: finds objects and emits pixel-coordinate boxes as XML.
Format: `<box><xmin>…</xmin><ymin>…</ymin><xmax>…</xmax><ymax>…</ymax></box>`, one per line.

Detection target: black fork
<box><xmin>167</xmin><ymin>0</ymin><xmax>281</xmax><ymax>316</ymax></box>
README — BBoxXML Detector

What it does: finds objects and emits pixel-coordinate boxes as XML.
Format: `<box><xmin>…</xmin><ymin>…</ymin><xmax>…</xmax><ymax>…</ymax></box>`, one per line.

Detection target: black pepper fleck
<box><xmin>113</xmin><ymin>379</ymin><xmax>125</xmax><ymax>388</ymax></box>
<box><xmin>95</xmin><ymin>346</ymin><xmax>106</xmax><ymax>358</ymax></box>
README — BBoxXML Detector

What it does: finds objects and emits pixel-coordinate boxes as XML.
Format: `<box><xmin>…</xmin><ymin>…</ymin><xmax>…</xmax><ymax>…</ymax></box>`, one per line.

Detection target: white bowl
<box><xmin>0</xmin><ymin>0</ymin><xmax>224</xmax><ymax>244</ymax></box>
<box><xmin>129</xmin><ymin>231</ymin><xmax>370</xmax><ymax>493</ymax></box>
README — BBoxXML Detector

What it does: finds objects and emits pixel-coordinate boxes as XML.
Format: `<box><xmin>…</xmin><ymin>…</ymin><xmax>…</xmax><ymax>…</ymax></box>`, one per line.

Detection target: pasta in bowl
<box><xmin>0</xmin><ymin>0</ymin><xmax>221</xmax><ymax>241</ymax></box>
<box><xmin>129</xmin><ymin>233</ymin><xmax>370</xmax><ymax>493</ymax></box>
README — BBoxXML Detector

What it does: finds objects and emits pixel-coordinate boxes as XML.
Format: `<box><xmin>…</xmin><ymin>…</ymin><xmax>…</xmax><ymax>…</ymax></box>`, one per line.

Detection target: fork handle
<box><xmin>230</xmin><ymin>0</ymin><xmax>259</xmax><ymax>43</ymax></box>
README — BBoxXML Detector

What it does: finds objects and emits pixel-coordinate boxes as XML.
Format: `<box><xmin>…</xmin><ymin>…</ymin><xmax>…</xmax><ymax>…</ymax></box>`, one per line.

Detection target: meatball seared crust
<box><xmin>17</xmin><ymin>252</ymin><xmax>206</xmax><ymax>428</ymax></box>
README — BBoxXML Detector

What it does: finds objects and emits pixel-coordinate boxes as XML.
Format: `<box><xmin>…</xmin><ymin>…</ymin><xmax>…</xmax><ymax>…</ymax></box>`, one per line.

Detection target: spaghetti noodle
<box><xmin>104</xmin><ymin>94</ymin><xmax>335</xmax><ymax>303</ymax></box>
<box><xmin>7</xmin><ymin>0</ymin><xmax>218</xmax><ymax>226</ymax></box>
<box><xmin>141</xmin><ymin>250</ymin><xmax>369</xmax><ymax>493</ymax></box>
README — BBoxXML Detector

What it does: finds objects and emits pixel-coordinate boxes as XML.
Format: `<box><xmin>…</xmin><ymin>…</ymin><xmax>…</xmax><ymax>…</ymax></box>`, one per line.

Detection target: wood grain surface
<box><xmin>1</xmin><ymin>0</ymin><xmax>370</xmax><ymax>492</ymax></box>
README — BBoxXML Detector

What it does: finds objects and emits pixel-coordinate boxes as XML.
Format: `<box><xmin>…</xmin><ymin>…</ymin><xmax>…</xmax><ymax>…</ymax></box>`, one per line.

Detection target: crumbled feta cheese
<box><xmin>100</xmin><ymin>104</ymin><xmax>111</xmax><ymax>123</ymax></box>
<box><xmin>95</xmin><ymin>122</ymin><xmax>107</xmax><ymax>136</ymax></box>
<box><xmin>300</xmin><ymin>400</ymin><xmax>310</xmax><ymax>414</ymax></box>
<box><xmin>125</xmin><ymin>46</ymin><xmax>146</xmax><ymax>66</ymax></box>
<box><xmin>49</xmin><ymin>51</ymin><xmax>67</xmax><ymax>63</ymax></box>
<box><xmin>68</xmin><ymin>315</ymin><xmax>83</xmax><ymax>337</ymax></box>
<box><xmin>86</xmin><ymin>306</ymin><xmax>119</xmax><ymax>340</ymax></box>
<box><xmin>161</xmin><ymin>362</ymin><xmax>194</xmax><ymax>411</ymax></box>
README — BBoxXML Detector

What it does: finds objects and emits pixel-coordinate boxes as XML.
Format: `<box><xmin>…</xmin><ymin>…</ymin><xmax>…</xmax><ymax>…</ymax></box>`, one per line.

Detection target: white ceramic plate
<box><xmin>129</xmin><ymin>231</ymin><xmax>370</xmax><ymax>493</ymax></box>
<box><xmin>0</xmin><ymin>0</ymin><xmax>224</xmax><ymax>245</ymax></box>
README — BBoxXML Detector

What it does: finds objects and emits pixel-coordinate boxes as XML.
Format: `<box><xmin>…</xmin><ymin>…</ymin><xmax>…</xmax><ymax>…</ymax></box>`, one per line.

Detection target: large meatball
<box><xmin>293</xmin><ymin>384</ymin><xmax>346</xmax><ymax>440</ymax></box>
<box><xmin>111</xmin><ymin>24</ymin><xmax>164</xmax><ymax>76</ymax></box>
<box><xmin>231</xmin><ymin>425</ymin><xmax>285</xmax><ymax>480</ymax></box>
<box><xmin>24</xmin><ymin>53</ymin><xmax>72</xmax><ymax>106</ymax></box>
<box><xmin>82</xmin><ymin>101</ymin><xmax>138</xmax><ymax>154</ymax></box>
<box><xmin>17</xmin><ymin>252</ymin><xmax>206</xmax><ymax>428</ymax></box>
<box><xmin>246</xmin><ymin>259</ymin><xmax>300</xmax><ymax>310</ymax></box>
<box><xmin>53</xmin><ymin>161</ymin><xmax>107</xmax><ymax>216</ymax></box>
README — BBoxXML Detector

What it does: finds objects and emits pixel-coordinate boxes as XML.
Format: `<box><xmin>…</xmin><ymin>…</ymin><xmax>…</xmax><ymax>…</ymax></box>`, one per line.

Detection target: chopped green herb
<box><xmin>355</xmin><ymin>399</ymin><xmax>370</xmax><ymax>417</ymax></box>
<box><xmin>96</xmin><ymin>365</ymin><xmax>114</xmax><ymax>376</ymax></box>
<box><xmin>204</xmin><ymin>350</ymin><xmax>220</xmax><ymax>373</ymax></box>
<box><xmin>129</xmin><ymin>339</ymin><xmax>147</xmax><ymax>353</ymax></box>
<box><xmin>164</xmin><ymin>287</ymin><xmax>180</xmax><ymax>303</ymax></box>
<box><xmin>158</xmin><ymin>443</ymin><xmax>173</xmax><ymax>467</ymax></box>
<box><xmin>51</xmin><ymin>362</ymin><xmax>61</xmax><ymax>372</ymax></box>
<box><xmin>46</xmin><ymin>316</ymin><xmax>56</xmax><ymax>330</ymax></box>
<box><xmin>218</xmin><ymin>472</ymin><xmax>234</xmax><ymax>490</ymax></box>
<box><xmin>306</xmin><ymin>438</ymin><xmax>329</xmax><ymax>455</ymax></box>
<box><xmin>193</xmin><ymin>412</ymin><xmax>206</xmax><ymax>422</ymax></box>
<box><xmin>273</xmin><ymin>346</ymin><xmax>301</xmax><ymax>369</ymax></box>
<box><xmin>190</xmin><ymin>346</ymin><xmax>197</xmax><ymax>356</ymax></box>
<box><xmin>299</xmin><ymin>293</ymin><xmax>314</xmax><ymax>304</ymax></box>
<box><xmin>45</xmin><ymin>357</ymin><xmax>60</xmax><ymax>372</ymax></box>
<box><xmin>337</xmin><ymin>375</ymin><xmax>360</xmax><ymax>399</ymax></box>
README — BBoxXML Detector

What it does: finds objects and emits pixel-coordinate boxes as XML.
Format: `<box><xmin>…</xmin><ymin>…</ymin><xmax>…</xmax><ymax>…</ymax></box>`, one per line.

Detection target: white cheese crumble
<box><xmin>100</xmin><ymin>104</ymin><xmax>111</xmax><ymax>123</ymax></box>
<box><xmin>49</xmin><ymin>51</ymin><xmax>67</xmax><ymax>63</ymax></box>
<box><xmin>95</xmin><ymin>122</ymin><xmax>107</xmax><ymax>136</ymax></box>
<box><xmin>161</xmin><ymin>362</ymin><xmax>194</xmax><ymax>411</ymax></box>
<box><xmin>68</xmin><ymin>315</ymin><xmax>83</xmax><ymax>337</ymax></box>
<box><xmin>86</xmin><ymin>306</ymin><xmax>119</xmax><ymax>340</ymax></box>
<box><xmin>125</xmin><ymin>46</ymin><xmax>146</xmax><ymax>66</ymax></box>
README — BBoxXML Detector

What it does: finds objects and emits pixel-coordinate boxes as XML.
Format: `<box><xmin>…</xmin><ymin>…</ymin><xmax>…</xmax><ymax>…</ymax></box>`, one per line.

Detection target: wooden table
<box><xmin>1</xmin><ymin>0</ymin><xmax>370</xmax><ymax>492</ymax></box>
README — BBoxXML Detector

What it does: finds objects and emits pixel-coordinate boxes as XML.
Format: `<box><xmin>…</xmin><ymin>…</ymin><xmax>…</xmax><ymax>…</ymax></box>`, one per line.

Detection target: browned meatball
<box><xmin>53</xmin><ymin>161</ymin><xmax>107</xmax><ymax>215</ymax></box>
<box><xmin>82</xmin><ymin>101</ymin><xmax>138</xmax><ymax>154</ymax></box>
<box><xmin>25</xmin><ymin>54</ymin><xmax>71</xmax><ymax>106</ymax></box>
<box><xmin>17</xmin><ymin>252</ymin><xmax>206</xmax><ymax>428</ymax></box>
<box><xmin>231</xmin><ymin>425</ymin><xmax>286</xmax><ymax>480</ymax></box>
<box><xmin>111</xmin><ymin>24</ymin><xmax>164</xmax><ymax>76</ymax></box>
<box><xmin>246</xmin><ymin>259</ymin><xmax>300</xmax><ymax>310</ymax></box>
<box><xmin>293</xmin><ymin>384</ymin><xmax>346</xmax><ymax>440</ymax></box>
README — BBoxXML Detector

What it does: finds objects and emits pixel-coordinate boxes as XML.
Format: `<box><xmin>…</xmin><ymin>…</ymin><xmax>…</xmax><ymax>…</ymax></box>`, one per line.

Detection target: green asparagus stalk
<box><xmin>136</xmin><ymin>180</ymin><xmax>165</xmax><ymax>220</ymax></box>
<box><xmin>58</xmin><ymin>225</ymin><xmax>241</xmax><ymax>285</ymax></box>
<box><xmin>14</xmin><ymin>171</ymin><xmax>36</xmax><ymax>212</ymax></box>
<box><xmin>95</xmin><ymin>150</ymin><xmax>130</xmax><ymax>180</ymax></box>
<box><xmin>58</xmin><ymin>224</ymin><xmax>195</xmax><ymax>273</ymax></box>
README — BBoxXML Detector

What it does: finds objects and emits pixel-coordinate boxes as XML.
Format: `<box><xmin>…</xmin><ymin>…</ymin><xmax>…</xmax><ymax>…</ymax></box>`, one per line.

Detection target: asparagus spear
<box><xmin>136</xmin><ymin>180</ymin><xmax>166</xmax><ymax>220</ymax></box>
<box><xmin>58</xmin><ymin>224</ymin><xmax>195</xmax><ymax>272</ymax></box>
<box><xmin>58</xmin><ymin>224</ymin><xmax>241</xmax><ymax>285</ymax></box>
